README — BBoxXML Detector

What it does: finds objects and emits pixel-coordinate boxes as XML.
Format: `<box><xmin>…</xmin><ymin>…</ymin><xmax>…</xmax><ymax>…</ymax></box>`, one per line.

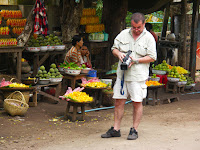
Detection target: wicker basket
<box><xmin>3</xmin><ymin>91</ymin><xmax>30</xmax><ymax>104</ymax></box>
<box><xmin>102</xmin><ymin>91</ymin><xmax>114</xmax><ymax>107</ymax></box>
<box><xmin>4</xmin><ymin>91</ymin><xmax>29</xmax><ymax>116</ymax></box>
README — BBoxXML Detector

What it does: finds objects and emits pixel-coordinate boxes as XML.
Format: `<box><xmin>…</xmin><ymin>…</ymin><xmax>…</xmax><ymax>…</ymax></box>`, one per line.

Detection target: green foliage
<box><xmin>96</xmin><ymin>0</ymin><xmax>103</xmax><ymax>23</ymax></box>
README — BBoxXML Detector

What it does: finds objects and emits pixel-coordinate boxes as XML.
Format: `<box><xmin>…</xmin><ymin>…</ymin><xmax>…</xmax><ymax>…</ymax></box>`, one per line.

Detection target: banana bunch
<box><xmin>82</xmin><ymin>82</ymin><xmax>107</xmax><ymax>88</ymax></box>
<box><xmin>67</xmin><ymin>91</ymin><xmax>93</xmax><ymax>103</ymax></box>
<box><xmin>9</xmin><ymin>83</ymin><xmax>29</xmax><ymax>88</ymax></box>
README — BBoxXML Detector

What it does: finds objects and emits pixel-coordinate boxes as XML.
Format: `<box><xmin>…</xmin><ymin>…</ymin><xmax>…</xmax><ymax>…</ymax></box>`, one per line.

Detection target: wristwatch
<box><xmin>133</xmin><ymin>59</ymin><xmax>139</xmax><ymax>64</ymax></box>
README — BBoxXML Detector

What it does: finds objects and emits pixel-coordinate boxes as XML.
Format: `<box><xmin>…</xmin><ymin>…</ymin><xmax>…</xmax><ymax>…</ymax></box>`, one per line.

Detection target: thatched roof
<box><xmin>128</xmin><ymin>0</ymin><xmax>172</xmax><ymax>14</ymax></box>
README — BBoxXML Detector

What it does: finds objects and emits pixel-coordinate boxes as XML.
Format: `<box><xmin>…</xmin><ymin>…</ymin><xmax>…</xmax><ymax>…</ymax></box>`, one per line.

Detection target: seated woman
<box><xmin>80</xmin><ymin>44</ymin><xmax>92</xmax><ymax>68</ymax></box>
<box><xmin>64</xmin><ymin>35</ymin><xmax>83</xmax><ymax>66</ymax></box>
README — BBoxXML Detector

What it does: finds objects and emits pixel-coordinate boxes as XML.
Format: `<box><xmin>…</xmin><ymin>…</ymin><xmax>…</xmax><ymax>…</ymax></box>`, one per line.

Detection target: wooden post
<box><xmin>161</xmin><ymin>3</ymin><xmax>170</xmax><ymax>39</ymax></box>
<box><xmin>179</xmin><ymin>0</ymin><xmax>187</xmax><ymax>68</ymax></box>
<box><xmin>189</xmin><ymin>0</ymin><xmax>200</xmax><ymax>80</ymax></box>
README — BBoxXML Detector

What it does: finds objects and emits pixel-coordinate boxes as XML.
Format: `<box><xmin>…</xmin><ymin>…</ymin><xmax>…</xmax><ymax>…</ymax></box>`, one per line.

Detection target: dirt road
<box><xmin>0</xmin><ymin>87</ymin><xmax>200</xmax><ymax>150</ymax></box>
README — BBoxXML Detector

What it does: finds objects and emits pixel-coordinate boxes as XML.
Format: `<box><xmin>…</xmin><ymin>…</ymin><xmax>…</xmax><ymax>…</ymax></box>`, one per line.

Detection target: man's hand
<box><xmin>112</xmin><ymin>49</ymin><xmax>126</xmax><ymax>62</ymax></box>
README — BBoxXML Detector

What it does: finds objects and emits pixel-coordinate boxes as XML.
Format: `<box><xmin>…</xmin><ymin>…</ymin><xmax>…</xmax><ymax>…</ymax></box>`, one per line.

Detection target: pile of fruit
<box><xmin>186</xmin><ymin>76</ymin><xmax>195</xmax><ymax>85</ymax></box>
<box><xmin>0</xmin><ymin>27</ymin><xmax>9</xmax><ymax>35</ymax></box>
<box><xmin>0</xmin><ymin>10</ymin><xmax>22</xmax><ymax>19</ymax></box>
<box><xmin>152</xmin><ymin>60</ymin><xmax>170</xmax><ymax>72</ymax></box>
<box><xmin>8</xmin><ymin>83</ymin><xmax>29</xmax><ymax>88</ymax></box>
<box><xmin>66</xmin><ymin>91</ymin><xmax>93</xmax><ymax>103</ymax></box>
<box><xmin>167</xmin><ymin>67</ymin><xmax>180</xmax><ymax>78</ymax></box>
<box><xmin>179</xmin><ymin>74</ymin><xmax>187</xmax><ymax>82</ymax></box>
<box><xmin>12</xmin><ymin>27</ymin><xmax>24</xmax><ymax>35</ymax></box>
<box><xmin>81</xmin><ymin>78</ymin><xmax>108</xmax><ymax>88</ymax></box>
<box><xmin>6</xmin><ymin>19</ymin><xmax>26</xmax><ymax>27</ymax></box>
<box><xmin>36</xmin><ymin>64</ymin><xmax>63</xmax><ymax>79</ymax></box>
<box><xmin>151</xmin><ymin>74</ymin><xmax>157</xmax><ymax>78</ymax></box>
<box><xmin>60</xmin><ymin>87</ymin><xmax>93</xmax><ymax>103</ymax></box>
<box><xmin>0</xmin><ymin>78</ymin><xmax>29</xmax><ymax>88</ymax></box>
<box><xmin>48</xmin><ymin>63</ymin><xmax>63</xmax><ymax>78</ymax></box>
<box><xmin>27</xmin><ymin>34</ymin><xmax>63</xmax><ymax>47</ymax></box>
<box><xmin>0</xmin><ymin>38</ymin><xmax>17</xmax><ymax>46</ymax></box>
<box><xmin>36</xmin><ymin>66</ymin><xmax>49</xmax><ymax>79</ymax></box>
<box><xmin>146</xmin><ymin>81</ymin><xmax>163</xmax><ymax>86</ymax></box>
<box><xmin>61</xmin><ymin>62</ymin><xmax>82</xmax><ymax>70</ymax></box>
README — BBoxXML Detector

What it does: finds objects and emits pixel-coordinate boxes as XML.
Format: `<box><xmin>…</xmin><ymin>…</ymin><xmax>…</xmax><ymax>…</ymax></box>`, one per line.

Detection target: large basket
<box><xmin>4</xmin><ymin>91</ymin><xmax>29</xmax><ymax>116</ymax></box>
<box><xmin>3</xmin><ymin>91</ymin><xmax>30</xmax><ymax>104</ymax></box>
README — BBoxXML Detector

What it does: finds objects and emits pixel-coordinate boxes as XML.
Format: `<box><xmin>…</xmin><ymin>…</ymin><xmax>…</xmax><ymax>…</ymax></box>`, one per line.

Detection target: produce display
<box><xmin>36</xmin><ymin>64</ymin><xmax>63</xmax><ymax>79</ymax></box>
<box><xmin>12</xmin><ymin>27</ymin><xmax>24</xmax><ymax>35</ymax></box>
<box><xmin>6</xmin><ymin>19</ymin><xmax>26</xmax><ymax>27</ymax></box>
<box><xmin>0</xmin><ymin>78</ymin><xmax>29</xmax><ymax>88</ymax></box>
<box><xmin>80</xmin><ymin>8</ymin><xmax>105</xmax><ymax>34</ymax></box>
<box><xmin>186</xmin><ymin>76</ymin><xmax>195</xmax><ymax>85</ymax></box>
<box><xmin>152</xmin><ymin>60</ymin><xmax>170</xmax><ymax>72</ymax></box>
<box><xmin>48</xmin><ymin>63</ymin><xmax>63</xmax><ymax>78</ymax></box>
<box><xmin>60</xmin><ymin>87</ymin><xmax>93</xmax><ymax>103</ymax></box>
<box><xmin>27</xmin><ymin>34</ymin><xmax>63</xmax><ymax>47</ymax></box>
<box><xmin>36</xmin><ymin>65</ymin><xmax>49</xmax><ymax>79</ymax></box>
<box><xmin>81</xmin><ymin>77</ymin><xmax>108</xmax><ymax>88</ymax></box>
<box><xmin>167</xmin><ymin>67</ymin><xmax>180</xmax><ymax>78</ymax></box>
<box><xmin>0</xmin><ymin>10</ymin><xmax>22</xmax><ymax>19</ymax></box>
<box><xmin>146</xmin><ymin>81</ymin><xmax>163</xmax><ymax>86</ymax></box>
<box><xmin>61</xmin><ymin>62</ymin><xmax>82</xmax><ymax>70</ymax></box>
<box><xmin>0</xmin><ymin>27</ymin><xmax>9</xmax><ymax>35</ymax></box>
<box><xmin>0</xmin><ymin>38</ymin><xmax>17</xmax><ymax>46</ymax></box>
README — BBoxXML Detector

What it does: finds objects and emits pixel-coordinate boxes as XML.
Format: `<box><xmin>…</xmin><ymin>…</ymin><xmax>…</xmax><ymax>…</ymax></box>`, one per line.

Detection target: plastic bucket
<box><xmin>87</xmin><ymin>70</ymin><xmax>97</xmax><ymax>77</ymax></box>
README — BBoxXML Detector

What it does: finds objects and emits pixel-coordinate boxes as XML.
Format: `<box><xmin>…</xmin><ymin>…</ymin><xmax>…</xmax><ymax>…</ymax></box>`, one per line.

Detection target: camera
<box><xmin>120</xmin><ymin>50</ymin><xmax>132</xmax><ymax>70</ymax></box>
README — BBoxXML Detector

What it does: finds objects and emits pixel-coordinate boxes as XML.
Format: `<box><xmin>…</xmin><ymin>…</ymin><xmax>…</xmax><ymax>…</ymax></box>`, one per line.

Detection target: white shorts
<box><xmin>112</xmin><ymin>78</ymin><xmax>147</xmax><ymax>102</ymax></box>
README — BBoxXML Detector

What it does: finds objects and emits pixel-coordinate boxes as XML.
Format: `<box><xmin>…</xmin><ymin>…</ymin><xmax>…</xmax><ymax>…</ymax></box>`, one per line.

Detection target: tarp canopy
<box><xmin>128</xmin><ymin>0</ymin><xmax>172</xmax><ymax>14</ymax></box>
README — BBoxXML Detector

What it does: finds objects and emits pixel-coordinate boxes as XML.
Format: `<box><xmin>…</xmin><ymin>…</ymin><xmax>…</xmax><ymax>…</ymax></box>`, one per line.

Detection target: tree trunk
<box><xmin>179</xmin><ymin>0</ymin><xmax>187</xmax><ymax>68</ymax></box>
<box><xmin>102</xmin><ymin>0</ymin><xmax>128</xmax><ymax>66</ymax></box>
<box><xmin>61</xmin><ymin>0</ymin><xmax>83</xmax><ymax>44</ymax></box>
<box><xmin>17</xmin><ymin>4</ymin><xmax>36</xmax><ymax>46</ymax></box>
<box><xmin>189</xmin><ymin>0</ymin><xmax>200</xmax><ymax>80</ymax></box>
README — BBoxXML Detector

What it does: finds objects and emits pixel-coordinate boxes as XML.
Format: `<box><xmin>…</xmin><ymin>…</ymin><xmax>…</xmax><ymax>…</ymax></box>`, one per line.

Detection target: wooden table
<box><xmin>23</xmin><ymin>50</ymin><xmax>66</xmax><ymax>76</ymax></box>
<box><xmin>0</xmin><ymin>46</ymin><xmax>24</xmax><ymax>80</ymax></box>
<box><xmin>62</xmin><ymin>73</ymin><xmax>88</xmax><ymax>90</ymax></box>
<box><xmin>143</xmin><ymin>85</ymin><xmax>164</xmax><ymax>106</ymax></box>
<box><xmin>30</xmin><ymin>82</ymin><xmax>61</xmax><ymax>107</ymax></box>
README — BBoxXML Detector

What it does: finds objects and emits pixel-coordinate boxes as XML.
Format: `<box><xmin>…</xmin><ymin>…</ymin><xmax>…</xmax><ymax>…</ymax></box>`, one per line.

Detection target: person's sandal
<box><xmin>101</xmin><ymin>127</ymin><xmax>121</xmax><ymax>138</ymax></box>
<box><xmin>127</xmin><ymin>127</ymin><xmax>138</xmax><ymax>140</ymax></box>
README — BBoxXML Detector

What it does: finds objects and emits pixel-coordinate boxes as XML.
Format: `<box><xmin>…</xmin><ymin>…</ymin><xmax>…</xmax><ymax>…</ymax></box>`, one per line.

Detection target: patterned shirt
<box><xmin>64</xmin><ymin>46</ymin><xmax>82</xmax><ymax>64</ymax></box>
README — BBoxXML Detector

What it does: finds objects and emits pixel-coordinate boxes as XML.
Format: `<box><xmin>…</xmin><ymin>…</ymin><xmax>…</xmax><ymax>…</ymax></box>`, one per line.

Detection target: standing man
<box><xmin>101</xmin><ymin>12</ymin><xmax>157</xmax><ymax>140</ymax></box>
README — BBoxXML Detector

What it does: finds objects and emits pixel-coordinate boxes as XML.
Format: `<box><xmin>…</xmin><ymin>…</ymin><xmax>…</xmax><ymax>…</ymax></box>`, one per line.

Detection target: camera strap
<box><xmin>120</xmin><ymin>71</ymin><xmax>125</xmax><ymax>95</ymax></box>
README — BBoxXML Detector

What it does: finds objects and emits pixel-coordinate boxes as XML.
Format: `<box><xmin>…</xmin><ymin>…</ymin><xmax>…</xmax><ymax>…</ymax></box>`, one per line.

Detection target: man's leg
<box><xmin>132</xmin><ymin>102</ymin><xmax>143</xmax><ymax>130</ymax></box>
<box><xmin>113</xmin><ymin>99</ymin><xmax>126</xmax><ymax>131</ymax></box>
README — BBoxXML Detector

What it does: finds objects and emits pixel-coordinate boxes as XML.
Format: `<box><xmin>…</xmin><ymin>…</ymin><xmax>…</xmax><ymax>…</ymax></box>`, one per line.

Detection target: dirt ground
<box><xmin>0</xmin><ymin>83</ymin><xmax>200</xmax><ymax>150</ymax></box>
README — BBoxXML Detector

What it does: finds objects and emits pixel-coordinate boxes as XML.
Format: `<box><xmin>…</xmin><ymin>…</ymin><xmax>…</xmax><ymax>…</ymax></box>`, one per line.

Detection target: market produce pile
<box><xmin>0</xmin><ymin>78</ymin><xmax>29</xmax><ymax>88</ymax></box>
<box><xmin>81</xmin><ymin>77</ymin><xmax>108</xmax><ymax>88</ymax></box>
<box><xmin>59</xmin><ymin>87</ymin><xmax>93</xmax><ymax>103</ymax></box>
<box><xmin>146</xmin><ymin>81</ymin><xmax>163</xmax><ymax>87</ymax></box>
<box><xmin>59</xmin><ymin>62</ymin><xmax>82</xmax><ymax>70</ymax></box>
<box><xmin>27</xmin><ymin>34</ymin><xmax>63</xmax><ymax>47</ymax></box>
<box><xmin>36</xmin><ymin>63</ymin><xmax>63</xmax><ymax>79</ymax></box>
